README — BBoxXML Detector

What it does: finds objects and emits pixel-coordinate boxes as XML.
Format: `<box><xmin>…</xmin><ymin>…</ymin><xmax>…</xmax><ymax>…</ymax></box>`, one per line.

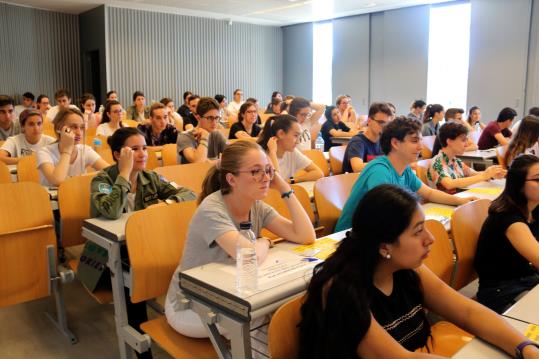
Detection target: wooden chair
<box><xmin>96</xmin><ymin>147</ymin><xmax>114</xmax><ymax>164</ymax></box>
<box><xmin>450</xmin><ymin>199</ymin><xmax>491</xmax><ymax>290</ymax></box>
<box><xmin>17</xmin><ymin>153</ymin><xmax>39</xmax><ymax>183</ymax></box>
<box><xmin>161</xmin><ymin>143</ymin><xmax>178</xmax><ymax>166</ymax></box>
<box><xmin>0</xmin><ymin>182</ymin><xmax>77</xmax><ymax>343</ymax></box>
<box><xmin>424</xmin><ymin>220</ymin><xmax>456</xmax><ymax>286</ymax></box>
<box><xmin>261</xmin><ymin>184</ymin><xmax>317</xmax><ymax>239</ymax></box>
<box><xmin>146</xmin><ymin>147</ymin><xmax>160</xmax><ymax>170</ymax></box>
<box><xmin>496</xmin><ymin>145</ymin><xmax>507</xmax><ymax>168</ymax></box>
<box><xmin>0</xmin><ymin>161</ymin><xmax>11</xmax><ymax>183</ymax></box>
<box><xmin>314</xmin><ymin>172</ymin><xmax>360</xmax><ymax>235</ymax></box>
<box><xmin>127</xmin><ymin>202</ymin><xmax>216</xmax><ymax>358</ymax></box>
<box><xmin>329</xmin><ymin>145</ymin><xmax>346</xmax><ymax>175</ymax></box>
<box><xmin>154</xmin><ymin>162</ymin><xmax>213</xmax><ymax>195</ymax></box>
<box><xmin>57</xmin><ymin>173</ymin><xmax>113</xmax><ymax>304</ymax></box>
<box><xmin>0</xmin><ymin>140</ymin><xmax>4</xmax><ymax>147</ymax></box>
<box><xmin>259</xmin><ymin>113</ymin><xmax>275</xmax><ymax>125</ymax></box>
<box><xmin>268</xmin><ymin>295</ymin><xmax>304</xmax><ymax>359</ymax></box>
<box><xmin>302</xmin><ymin>149</ymin><xmax>330</xmax><ymax>177</ymax></box>
<box><xmin>421</xmin><ymin>135</ymin><xmax>436</xmax><ymax>159</ymax></box>
<box><xmin>123</xmin><ymin>119</ymin><xmax>139</xmax><ymax>128</ymax></box>
<box><xmin>416</xmin><ymin>159</ymin><xmax>431</xmax><ymax>185</ymax></box>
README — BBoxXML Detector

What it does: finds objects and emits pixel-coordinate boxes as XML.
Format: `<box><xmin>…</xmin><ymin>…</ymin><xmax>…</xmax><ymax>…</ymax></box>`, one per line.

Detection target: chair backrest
<box><xmin>268</xmin><ymin>295</ymin><xmax>304</xmax><ymax>359</ymax></box>
<box><xmin>161</xmin><ymin>143</ymin><xmax>178</xmax><ymax>166</ymax></box>
<box><xmin>17</xmin><ymin>153</ymin><xmax>39</xmax><ymax>183</ymax></box>
<box><xmin>154</xmin><ymin>162</ymin><xmax>213</xmax><ymax>195</ymax></box>
<box><xmin>96</xmin><ymin>147</ymin><xmax>114</xmax><ymax>164</ymax></box>
<box><xmin>0</xmin><ymin>182</ymin><xmax>56</xmax><ymax>307</ymax></box>
<box><xmin>259</xmin><ymin>113</ymin><xmax>275</xmax><ymax>125</ymax></box>
<box><xmin>123</xmin><ymin>119</ymin><xmax>139</xmax><ymax>128</ymax></box>
<box><xmin>416</xmin><ymin>159</ymin><xmax>431</xmax><ymax>185</ymax></box>
<box><xmin>216</xmin><ymin>128</ymin><xmax>230</xmax><ymax>139</ymax></box>
<box><xmin>421</xmin><ymin>135</ymin><xmax>436</xmax><ymax>159</ymax></box>
<box><xmin>126</xmin><ymin>201</ymin><xmax>197</xmax><ymax>303</ymax></box>
<box><xmin>302</xmin><ymin>149</ymin><xmax>330</xmax><ymax>177</ymax></box>
<box><xmin>58</xmin><ymin>173</ymin><xmax>96</xmax><ymax>248</ymax></box>
<box><xmin>450</xmin><ymin>199</ymin><xmax>491</xmax><ymax>290</ymax></box>
<box><xmin>496</xmin><ymin>145</ymin><xmax>507</xmax><ymax>169</ymax></box>
<box><xmin>261</xmin><ymin>184</ymin><xmax>315</xmax><ymax>239</ymax></box>
<box><xmin>146</xmin><ymin>147</ymin><xmax>160</xmax><ymax>170</ymax></box>
<box><xmin>328</xmin><ymin>145</ymin><xmax>347</xmax><ymax>175</ymax></box>
<box><xmin>314</xmin><ymin>172</ymin><xmax>360</xmax><ymax>235</ymax></box>
<box><xmin>0</xmin><ymin>161</ymin><xmax>11</xmax><ymax>183</ymax></box>
<box><xmin>424</xmin><ymin>220</ymin><xmax>456</xmax><ymax>286</ymax></box>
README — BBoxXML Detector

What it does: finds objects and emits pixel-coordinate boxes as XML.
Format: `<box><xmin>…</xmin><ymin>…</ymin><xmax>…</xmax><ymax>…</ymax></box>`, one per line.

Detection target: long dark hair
<box><xmin>504</xmin><ymin>115</ymin><xmax>539</xmax><ymax>166</ymax></box>
<box><xmin>101</xmin><ymin>100</ymin><xmax>124</xmax><ymax>127</ymax></box>
<box><xmin>299</xmin><ymin>185</ymin><xmax>425</xmax><ymax>359</ymax></box>
<box><xmin>490</xmin><ymin>154</ymin><xmax>539</xmax><ymax>220</ymax></box>
<box><xmin>467</xmin><ymin>106</ymin><xmax>480</xmax><ymax>125</ymax></box>
<box><xmin>423</xmin><ymin>104</ymin><xmax>444</xmax><ymax>123</ymax></box>
<box><xmin>257</xmin><ymin>114</ymin><xmax>297</xmax><ymax>151</ymax></box>
<box><xmin>107</xmin><ymin>127</ymin><xmax>145</xmax><ymax>162</ymax></box>
<box><xmin>198</xmin><ymin>141</ymin><xmax>262</xmax><ymax>204</ymax></box>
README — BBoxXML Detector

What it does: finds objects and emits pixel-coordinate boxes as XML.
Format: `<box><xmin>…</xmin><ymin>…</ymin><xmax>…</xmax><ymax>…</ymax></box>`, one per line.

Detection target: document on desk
<box><xmin>424</xmin><ymin>206</ymin><xmax>454</xmax><ymax>224</ymax></box>
<box><xmin>466</xmin><ymin>187</ymin><xmax>502</xmax><ymax>196</ymax></box>
<box><xmin>525</xmin><ymin>324</ymin><xmax>539</xmax><ymax>343</ymax></box>
<box><xmin>292</xmin><ymin>238</ymin><xmax>339</xmax><ymax>260</ymax></box>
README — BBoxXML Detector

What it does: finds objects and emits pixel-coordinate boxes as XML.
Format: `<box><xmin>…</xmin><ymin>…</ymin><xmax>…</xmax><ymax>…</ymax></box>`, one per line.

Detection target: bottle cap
<box><xmin>93</xmin><ymin>138</ymin><xmax>102</xmax><ymax>146</ymax></box>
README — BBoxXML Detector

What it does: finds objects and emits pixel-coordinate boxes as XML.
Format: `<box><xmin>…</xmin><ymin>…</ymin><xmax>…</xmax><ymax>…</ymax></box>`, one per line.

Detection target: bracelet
<box><xmin>281</xmin><ymin>189</ymin><xmax>294</xmax><ymax>199</ymax></box>
<box><xmin>516</xmin><ymin>340</ymin><xmax>539</xmax><ymax>359</ymax></box>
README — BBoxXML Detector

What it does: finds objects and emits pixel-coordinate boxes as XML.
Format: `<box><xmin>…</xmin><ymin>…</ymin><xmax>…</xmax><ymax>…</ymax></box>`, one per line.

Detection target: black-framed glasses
<box><xmin>202</xmin><ymin>115</ymin><xmax>221</xmax><ymax>122</ymax></box>
<box><xmin>236</xmin><ymin>167</ymin><xmax>275</xmax><ymax>182</ymax></box>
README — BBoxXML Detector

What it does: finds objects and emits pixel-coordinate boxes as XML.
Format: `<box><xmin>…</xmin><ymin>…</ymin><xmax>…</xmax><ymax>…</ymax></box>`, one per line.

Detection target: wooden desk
<box><xmin>330</xmin><ymin>136</ymin><xmax>352</xmax><ymax>145</ymax></box>
<box><xmin>295</xmin><ymin>180</ymin><xmax>314</xmax><ymax>199</ymax></box>
<box><xmin>458</xmin><ymin>149</ymin><xmax>497</xmax><ymax>169</ymax></box>
<box><xmin>504</xmin><ymin>284</ymin><xmax>539</xmax><ymax>326</ymax></box>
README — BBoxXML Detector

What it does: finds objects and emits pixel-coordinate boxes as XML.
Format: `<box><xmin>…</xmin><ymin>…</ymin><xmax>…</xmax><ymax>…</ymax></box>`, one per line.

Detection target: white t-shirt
<box><xmin>96</xmin><ymin>123</ymin><xmax>117</xmax><ymax>137</ymax></box>
<box><xmin>296</xmin><ymin>122</ymin><xmax>312</xmax><ymax>151</ymax></box>
<box><xmin>226</xmin><ymin>101</ymin><xmax>243</xmax><ymax>116</ymax></box>
<box><xmin>46</xmin><ymin>104</ymin><xmax>79</xmax><ymax>122</ymax></box>
<box><xmin>278</xmin><ymin>148</ymin><xmax>312</xmax><ymax>179</ymax></box>
<box><xmin>37</xmin><ymin>143</ymin><xmax>101</xmax><ymax>186</ymax></box>
<box><xmin>1</xmin><ymin>134</ymin><xmax>55</xmax><ymax>158</ymax></box>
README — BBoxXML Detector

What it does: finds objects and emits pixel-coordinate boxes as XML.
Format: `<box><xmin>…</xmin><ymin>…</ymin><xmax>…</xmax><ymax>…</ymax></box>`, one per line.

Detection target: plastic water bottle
<box><xmin>98</xmin><ymin>104</ymin><xmax>104</xmax><ymax>114</ymax></box>
<box><xmin>315</xmin><ymin>133</ymin><xmax>324</xmax><ymax>152</ymax></box>
<box><xmin>475</xmin><ymin>122</ymin><xmax>481</xmax><ymax>132</ymax></box>
<box><xmin>93</xmin><ymin>137</ymin><xmax>102</xmax><ymax>152</ymax></box>
<box><xmin>236</xmin><ymin>222</ymin><xmax>258</xmax><ymax>294</ymax></box>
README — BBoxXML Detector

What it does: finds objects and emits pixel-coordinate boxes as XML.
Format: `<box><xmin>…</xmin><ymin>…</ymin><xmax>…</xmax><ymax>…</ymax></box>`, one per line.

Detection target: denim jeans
<box><xmin>477</xmin><ymin>274</ymin><xmax>539</xmax><ymax>314</ymax></box>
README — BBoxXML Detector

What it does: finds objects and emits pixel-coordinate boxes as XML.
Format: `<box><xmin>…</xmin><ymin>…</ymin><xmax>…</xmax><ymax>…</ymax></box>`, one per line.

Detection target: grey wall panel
<box><xmin>332</xmin><ymin>15</ymin><xmax>370</xmax><ymax>112</ymax></box>
<box><xmin>369</xmin><ymin>5</ymin><xmax>430</xmax><ymax>116</ymax></box>
<box><xmin>525</xmin><ymin>0</ymin><xmax>539</xmax><ymax>111</ymax></box>
<box><xmin>0</xmin><ymin>2</ymin><xmax>81</xmax><ymax>105</ymax></box>
<box><xmin>467</xmin><ymin>0</ymin><xmax>531</xmax><ymax>122</ymax></box>
<box><xmin>282</xmin><ymin>23</ymin><xmax>313</xmax><ymax>99</ymax></box>
<box><xmin>106</xmin><ymin>7</ymin><xmax>282</xmax><ymax>107</ymax></box>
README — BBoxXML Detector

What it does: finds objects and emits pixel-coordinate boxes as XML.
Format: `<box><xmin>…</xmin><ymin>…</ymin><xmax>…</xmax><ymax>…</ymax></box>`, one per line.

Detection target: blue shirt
<box><xmin>342</xmin><ymin>133</ymin><xmax>383</xmax><ymax>173</ymax></box>
<box><xmin>335</xmin><ymin>156</ymin><xmax>422</xmax><ymax>231</ymax></box>
<box><xmin>321</xmin><ymin>120</ymin><xmax>351</xmax><ymax>151</ymax></box>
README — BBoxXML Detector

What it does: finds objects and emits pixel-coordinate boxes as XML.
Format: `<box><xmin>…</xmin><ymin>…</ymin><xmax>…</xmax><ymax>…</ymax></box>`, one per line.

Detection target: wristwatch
<box><xmin>516</xmin><ymin>340</ymin><xmax>539</xmax><ymax>359</ymax></box>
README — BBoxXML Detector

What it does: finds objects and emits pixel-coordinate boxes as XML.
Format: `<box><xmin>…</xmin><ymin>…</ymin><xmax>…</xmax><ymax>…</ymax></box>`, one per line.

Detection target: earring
<box><xmin>385</xmin><ymin>253</ymin><xmax>391</xmax><ymax>259</ymax></box>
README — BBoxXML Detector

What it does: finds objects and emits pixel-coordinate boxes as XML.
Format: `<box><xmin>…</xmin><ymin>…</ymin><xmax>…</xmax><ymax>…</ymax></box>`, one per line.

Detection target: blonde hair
<box><xmin>52</xmin><ymin>108</ymin><xmax>84</xmax><ymax>140</ymax></box>
<box><xmin>198</xmin><ymin>140</ymin><xmax>262</xmax><ymax>204</ymax></box>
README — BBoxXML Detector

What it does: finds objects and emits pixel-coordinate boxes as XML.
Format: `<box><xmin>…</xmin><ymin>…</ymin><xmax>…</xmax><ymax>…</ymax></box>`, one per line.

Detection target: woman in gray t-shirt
<box><xmin>165</xmin><ymin>140</ymin><xmax>316</xmax><ymax>338</ymax></box>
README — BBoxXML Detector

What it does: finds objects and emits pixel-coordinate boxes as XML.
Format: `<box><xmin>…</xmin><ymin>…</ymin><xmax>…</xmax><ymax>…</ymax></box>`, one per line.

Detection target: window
<box><xmin>313</xmin><ymin>21</ymin><xmax>333</xmax><ymax>105</ymax></box>
<box><xmin>426</xmin><ymin>2</ymin><xmax>471</xmax><ymax>109</ymax></box>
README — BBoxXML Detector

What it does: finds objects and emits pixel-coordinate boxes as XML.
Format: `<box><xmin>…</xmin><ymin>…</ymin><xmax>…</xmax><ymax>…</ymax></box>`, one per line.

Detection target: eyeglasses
<box><xmin>110</xmin><ymin>109</ymin><xmax>123</xmax><ymax>114</ymax></box>
<box><xmin>236</xmin><ymin>167</ymin><xmax>275</xmax><ymax>182</ymax></box>
<box><xmin>297</xmin><ymin>111</ymin><xmax>312</xmax><ymax>119</ymax></box>
<box><xmin>202</xmin><ymin>116</ymin><xmax>221</xmax><ymax>122</ymax></box>
<box><xmin>245</xmin><ymin>110</ymin><xmax>258</xmax><ymax>115</ymax></box>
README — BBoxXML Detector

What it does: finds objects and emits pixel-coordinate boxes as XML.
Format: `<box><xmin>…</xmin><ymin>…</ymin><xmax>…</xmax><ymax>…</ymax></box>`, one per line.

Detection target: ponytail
<box><xmin>257</xmin><ymin>114</ymin><xmax>297</xmax><ymax>151</ymax></box>
<box><xmin>423</xmin><ymin>104</ymin><xmax>443</xmax><ymax>123</ymax></box>
<box><xmin>198</xmin><ymin>166</ymin><xmax>221</xmax><ymax>204</ymax></box>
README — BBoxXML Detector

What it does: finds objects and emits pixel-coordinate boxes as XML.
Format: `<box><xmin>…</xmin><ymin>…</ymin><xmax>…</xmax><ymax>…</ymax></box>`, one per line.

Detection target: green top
<box><xmin>90</xmin><ymin>165</ymin><xmax>197</xmax><ymax>219</ymax></box>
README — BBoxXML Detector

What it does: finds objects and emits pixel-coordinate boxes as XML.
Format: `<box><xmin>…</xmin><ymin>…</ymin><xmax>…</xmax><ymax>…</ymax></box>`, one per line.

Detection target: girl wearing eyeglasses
<box><xmin>228</xmin><ymin>102</ymin><xmax>261</xmax><ymax>140</ymax></box>
<box><xmin>258</xmin><ymin>114</ymin><xmax>324</xmax><ymax>183</ymax></box>
<box><xmin>37</xmin><ymin>108</ymin><xmax>109</xmax><ymax>186</ymax></box>
<box><xmin>475</xmin><ymin>154</ymin><xmax>539</xmax><ymax>314</ymax></box>
<box><xmin>165</xmin><ymin>140</ymin><xmax>315</xmax><ymax>339</ymax></box>
<box><xmin>96</xmin><ymin>100</ymin><xmax>124</xmax><ymax>137</ymax></box>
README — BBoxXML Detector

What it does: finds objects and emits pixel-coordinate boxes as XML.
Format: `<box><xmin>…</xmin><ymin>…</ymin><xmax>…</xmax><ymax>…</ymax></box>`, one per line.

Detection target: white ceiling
<box><xmin>7</xmin><ymin>0</ymin><xmax>455</xmax><ymax>25</ymax></box>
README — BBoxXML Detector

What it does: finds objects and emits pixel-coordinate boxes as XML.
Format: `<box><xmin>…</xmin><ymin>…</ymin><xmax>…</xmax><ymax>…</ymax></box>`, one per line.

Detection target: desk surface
<box><xmin>452</xmin><ymin>317</ymin><xmax>528</xmax><ymax>358</ymax></box>
<box><xmin>458</xmin><ymin>149</ymin><xmax>497</xmax><ymax>160</ymax></box>
<box><xmin>504</xmin><ymin>284</ymin><xmax>539</xmax><ymax>325</ymax></box>
<box><xmin>82</xmin><ymin>212</ymin><xmax>132</xmax><ymax>242</ymax></box>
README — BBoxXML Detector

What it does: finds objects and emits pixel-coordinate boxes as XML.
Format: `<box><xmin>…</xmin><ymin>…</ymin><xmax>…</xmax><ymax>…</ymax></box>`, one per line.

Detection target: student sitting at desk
<box><xmin>165</xmin><ymin>140</ymin><xmax>315</xmax><ymax>338</ymax></box>
<box><xmin>0</xmin><ymin>109</ymin><xmax>54</xmax><ymax>164</ymax></box>
<box><xmin>320</xmin><ymin>106</ymin><xmax>359</xmax><ymax>152</ymax></box>
<box><xmin>288</xmin><ymin>97</ymin><xmax>325</xmax><ymax>151</ymax></box>
<box><xmin>342</xmin><ymin>102</ymin><xmax>392</xmax><ymax>173</ymax></box>
<box><xmin>475</xmin><ymin>155</ymin><xmax>539</xmax><ymax>314</ymax></box>
<box><xmin>258</xmin><ymin>115</ymin><xmax>324</xmax><ymax>183</ymax></box>
<box><xmin>335</xmin><ymin>117</ymin><xmax>476</xmax><ymax>232</ymax></box>
<box><xmin>95</xmin><ymin>100</ymin><xmax>124</xmax><ymax>137</ymax></box>
<box><xmin>137</xmin><ymin>103</ymin><xmax>178</xmax><ymax>147</ymax></box>
<box><xmin>228</xmin><ymin>101</ymin><xmax>261</xmax><ymax>139</ymax></box>
<box><xmin>300</xmin><ymin>184</ymin><xmax>539</xmax><ymax>359</ymax></box>
<box><xmin>430</xmin><ymin>108</ymin><xmax>477</xmax><ymax>157</ymax></box>
<box><xmin>504</xmin><ymin>115</ymin><xmax>539</xmax><ymax>167</ymax></box>
<box><xmin>176</xmin><ymin>97</ymin><xmax>227</xmax><ymax>164</ymax></box>
<box><xmin>37</xmin><ymin>108</ymin><xmax>109</xmax><ymax>187</ymax></box>
<box><xmin>90</xmin><ymin>127</ymin><xmax>196</xmax><ymax>359</ymax></box>
<box><xmin>427</xmin><ymin>122</ymin><xmax>506</xmax><ymax>194</ymax></box>
<box><xmin>421</xmin><ymin>104</ymin><xmax>444</xmax><ymax>137</ymax></box>
<box><xmin>477</xmin><ymin>107</ymin><xmax>516</xmax><ymax>150</ymax></box>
